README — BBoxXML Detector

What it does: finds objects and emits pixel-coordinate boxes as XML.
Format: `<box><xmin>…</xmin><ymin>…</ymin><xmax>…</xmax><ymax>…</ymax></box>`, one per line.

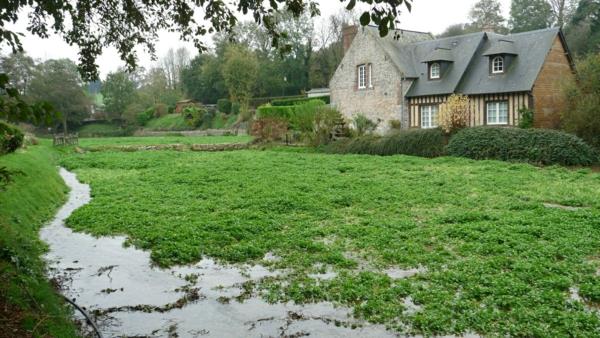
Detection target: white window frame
<box><xmin>421</xmin><ymin>105</ymin><xmax>439</xmax><ymax>129</ymax></box>
<box><xmin>492</xmin><ymin>56</ymin><xmax>504</xmax><ymax>74</ymax></box>
<box><xmin>486</xmin><ymin>101</ymin><xmax>509</xmax><ymax>125</ymax></box>
<box><xmin>430</xmin><ymin>62</ymin><xmax>441</xmax><ymax>79</ymax></box>
<box><xmin>368</xmin><ymin>63</ymin><xmax>373</xmax><ymax>88</ymax></box>
<box><xmin>358</xmin><ymin>64</ymin><xmax>367</xmax><ymax>89</ymax></box>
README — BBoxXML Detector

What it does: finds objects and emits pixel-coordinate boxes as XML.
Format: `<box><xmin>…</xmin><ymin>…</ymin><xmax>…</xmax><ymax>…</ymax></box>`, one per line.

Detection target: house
<box><xmin>329</xmin><ymin>26</ymin><xmax>575</xmax><ymax>132</ymax></box>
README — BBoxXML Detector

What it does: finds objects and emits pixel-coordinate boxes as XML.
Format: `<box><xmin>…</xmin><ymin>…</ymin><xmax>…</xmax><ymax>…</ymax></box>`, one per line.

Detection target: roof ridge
<box><xmin>364</xmin><ymin>24</ymin><xmax>432</xmax><ymax>36</ymax></box>
<box><xmin>506</xmin><ymin>27</ymin><xmax>560</xmax><ymax>37</ymax></box>
<box><xmin>409</xmin><ymin>32</ymin><xmax>486</xmax><ymax>46</ymax></box>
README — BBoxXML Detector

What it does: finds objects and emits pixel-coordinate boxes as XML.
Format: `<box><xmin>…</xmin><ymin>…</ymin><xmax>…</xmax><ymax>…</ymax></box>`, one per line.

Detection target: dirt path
<box><xmin>40</xmin><ymin>169</ymin><xmax>398</xmax><ymax>338</ymax></box>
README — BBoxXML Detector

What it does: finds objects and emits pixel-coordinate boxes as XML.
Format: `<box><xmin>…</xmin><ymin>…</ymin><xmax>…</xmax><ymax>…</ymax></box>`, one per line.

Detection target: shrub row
<box><xmin>447</xmin><ymin>127</ymin><xmax>598</xmax><ymax>166</ymax></box>
<box><xmin>256</xmin><ymin>99</ymin><xmax>326</xmax><ymax>124</ymax></box>
<box><xmin>326</xmin><ymin>128</ymin><xmax>445</xmax><ymax>158</ymax></box>
<box><xmin>327</xmin><ymin>127</ymin><xmax>597</xmax><ymax>166</ymax></box>
<box><xmin>271</xmin><ymin>95</ymin><xmax>330</xmax><ymax>106</ymax></box>
<box><xmin>0</xmin><ymin>122</ymin><xmax>24</xmax><ymax>154</ymax></box>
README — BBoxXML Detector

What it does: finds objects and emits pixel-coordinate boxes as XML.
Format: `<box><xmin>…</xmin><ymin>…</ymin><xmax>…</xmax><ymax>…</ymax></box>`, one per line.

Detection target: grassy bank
<box><xmin>60</xmin><ymin>148</ymin><xmax>600</xmax><ymax>336</ymax></box>
<box><xmin>0</xmin><ymin>146</ymin><xmax>78</xmax><ymax>337</ymax></box>
<box><xmin>145</xmin><ymin>114</ymin><xmax>193</xmax><ymax>131</ymax></box>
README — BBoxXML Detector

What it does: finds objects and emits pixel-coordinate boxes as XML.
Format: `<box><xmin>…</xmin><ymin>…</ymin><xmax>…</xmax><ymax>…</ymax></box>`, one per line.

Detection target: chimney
<box><xmin>342</xmin><ymin>25</ymin><xmax>358</xmax><ymax>55</ymax></box>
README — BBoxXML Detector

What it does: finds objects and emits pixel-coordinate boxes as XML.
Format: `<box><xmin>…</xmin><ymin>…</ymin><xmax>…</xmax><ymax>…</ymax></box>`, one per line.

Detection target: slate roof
<box><xmin>378</xmin><ymin>27</ymin><xmax>572</xmax><ymax>97</ymax></box>
<box><xmin>456</xmin><ymin>28</ymin><xmax>564</xmax><ymax>95</ymax></box>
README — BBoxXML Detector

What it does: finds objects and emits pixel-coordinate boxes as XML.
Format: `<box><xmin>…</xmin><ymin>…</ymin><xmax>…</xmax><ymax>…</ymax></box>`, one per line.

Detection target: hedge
<box><xmin>217</xmin><ymin>98</ymin><xmax>232</xmax><ymax>114</ymax></box>
<box><xmin>326</xmin><ymin>128</ymin><xmax>446</xmax><ymax>158</ymax></box>
<box><xmin>0</xmin><ymin>122</ymin><xmax>24</xmax><ymax>154</ymax></box>
<box><xmin>271</xmin><ymin>95</ymin><xmax>330</xmax><ymax>106</ymax></box>
<box><xmin>447</xmin><ymin>127</ymin><xmax>598</xmax><ymax>166</ymax></box>
<box><xmin>256</xmin><ymin>105</ymin><xmax>295</xmax><ymax>120</ymax></box>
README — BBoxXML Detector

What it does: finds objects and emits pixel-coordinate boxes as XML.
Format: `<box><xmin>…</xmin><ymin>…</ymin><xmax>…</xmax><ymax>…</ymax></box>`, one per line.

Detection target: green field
<box><xmin>60</xmin><ymin>147</ymin><xmax>600</xmax><ymax>336</ymax></box>
<box><xmin>78</xmin><ymin>135</ymin><xmax>252</xmax><ymax>148</ymax></box>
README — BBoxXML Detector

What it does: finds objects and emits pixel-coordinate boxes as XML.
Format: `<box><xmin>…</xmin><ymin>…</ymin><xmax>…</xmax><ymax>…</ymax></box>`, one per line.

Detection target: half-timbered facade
<box><xmin>330</xmin><ymin>26</ymin><xmax>575</xmax><ymax>132</ymax></box>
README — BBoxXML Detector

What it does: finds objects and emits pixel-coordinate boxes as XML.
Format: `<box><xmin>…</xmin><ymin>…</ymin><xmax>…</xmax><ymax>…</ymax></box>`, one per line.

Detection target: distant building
<box><xmin>330</xmin><ymin>26</ymin><xmax>575</xmax><ymax>132</ymax></box>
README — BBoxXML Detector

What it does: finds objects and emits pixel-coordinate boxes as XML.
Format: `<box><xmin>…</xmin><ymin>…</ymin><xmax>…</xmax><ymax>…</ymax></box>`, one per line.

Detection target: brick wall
<box><xmin>330</xmin><ymin>28</ymin><xmax>411</xmax><ymax>133</ymax></box>
<box><xmin>531</xmin><ymin>36</ymin><xmax>575</xmax><ymax>128</ymax></box>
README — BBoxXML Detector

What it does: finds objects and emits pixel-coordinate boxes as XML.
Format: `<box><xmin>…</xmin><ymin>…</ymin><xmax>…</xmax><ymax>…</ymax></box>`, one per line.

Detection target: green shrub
<box><xmin>217</xmin><ymin>99</ymin><xmax>232</xmax><ymax>114</ymax></box>
<box><xmin>289</xmin><ymin>100</ymin><xmax>326</xmax><ymax>132</ymax></box>
<box><xmin>311</xmin><ymin>106</ymin><xmax>346</xmax><ymax>146</ymax></box>
<box><xmin>389</xmin><ymin>119</ymin><xmax>402</xmax><ymax>130</ymax></box>
<box><xmin>271</xmin><ymin>95</ymin><xmax>330</xmax><ymax>106</ymax></box>
<box><xmin>352</xmin><ymin>114</ymin><xmax>378</xmax><ymax>136</ymax></box>
<box><xmin>256</xmin><ymin>104</ymin><xmax>295</xmax><ymax>120</ymax></box>
<box><xmin>326</xmin><ymin>128</ymin><xmax>445</xmax><ymax>158</ymax></box>
<box><xmin>77</xmin><ymin>122</ymin><xmax>134</xmax><ymax>137</ymax></box>
<box><xmin>0</xmin><ymin>122</ymin><xmax>24</xmax><ymax>154</ymax></box>
<box><xmin>136</xmin><ymin>107</ymin><xmax>155</xmax><ymax>126</ymax></box>
<box><xmin>447</xmin><ymin>127</ymin><xmax>598</xmax><ymax>166</ymax></box>
<box><xmin>518</xmin><ymin>108</ymin><xmax>534</xmax><ymax>129</ymax></box>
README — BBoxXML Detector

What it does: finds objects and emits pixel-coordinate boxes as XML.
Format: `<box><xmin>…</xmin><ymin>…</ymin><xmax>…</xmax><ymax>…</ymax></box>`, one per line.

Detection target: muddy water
<box><xmin>40</xmin><ymin>169</ymin><xmax>398</xmax><ymax>338</ymax></box>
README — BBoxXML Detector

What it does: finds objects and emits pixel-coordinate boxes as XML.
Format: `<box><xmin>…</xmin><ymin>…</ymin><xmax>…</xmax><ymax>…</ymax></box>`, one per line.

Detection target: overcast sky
<box><xmin>6</xmin><ymin>0</ymin><xmax>510</xmax><ymax>79</ymax></box>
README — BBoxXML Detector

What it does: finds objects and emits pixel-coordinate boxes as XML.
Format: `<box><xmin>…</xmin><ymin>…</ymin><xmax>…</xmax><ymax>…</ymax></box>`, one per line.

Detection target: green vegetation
<box><xmin>145</xmin><ymin>114</ymin><xmax>194</xmax><ymax>131</ymax></box>
<box><xmin>60</xmin><ymin>148</ymin><xmax>600</xmax><ymax>336</ymax></box>
<box><xmin>327</xmin><ymin>129</ymin><xmax>446</xmax><ymax>158</ymax></box>
<box><xmin>0</xmin><ymin>121</ymin><xmax>24</xmax><ymax>154</ymax></box>
<box><xmin>271</xmin><ymin>95</ymin><xmax>330</xmax><ymax>106</ymax></box>
<box><xmin>77</xmin><ymin>135</ymin><xmax>252</xmax><ymax>148</ymax></box>
<box><xmin>0</xmin><ymin>145</ymin><xmax>77</xmax><ymax>337</ymax></box>
<box><xmin>77</xmin><ymin>122</ymin><xmax>132</xmax><ymax>137</ymax></box>
<box><xmin>447</xmin><ymin>127</ymin><xmax>598</xmax><ymax>166</ymax></box>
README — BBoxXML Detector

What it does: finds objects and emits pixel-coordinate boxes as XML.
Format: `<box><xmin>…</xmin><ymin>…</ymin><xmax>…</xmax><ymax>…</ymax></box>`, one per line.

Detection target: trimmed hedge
<box><xmin>271</xmin><ymin>95</ymin><xmax>330</xmax><ymax>106</ymax></box>
<box><xmin>0</xmin><ymin>122</ymin><xmax>24</xmax><ymax>154</ymax></box>
<box><xmin>256</xmin><ymin>105</ymin><xmax>295</xmax><ymax>120</ymax></box>
<box><xmin>326</xmin><ymin>128</ymin><xmax>446</xmax><ymax>158</ymax></box>
<box><xmin>447</xmin><ymin>127</ymin><xmax>598</xmax><ymax>166</ymax></box>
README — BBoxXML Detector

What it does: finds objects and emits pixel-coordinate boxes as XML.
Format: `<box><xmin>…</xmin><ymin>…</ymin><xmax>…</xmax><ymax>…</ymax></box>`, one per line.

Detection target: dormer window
<box><xmin>492</xmin><ymin>56</ymin><xmax>504</xmax><ymax>74</ymax></box>
<box><xmin>430</xmin><ymin>62</ymin><xmax>441</xmax><ymax>79</ymax></box>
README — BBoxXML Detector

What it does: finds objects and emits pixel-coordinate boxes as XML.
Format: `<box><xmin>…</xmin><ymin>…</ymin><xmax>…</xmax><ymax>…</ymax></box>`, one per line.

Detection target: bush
<box><xmin>562</xmin><ymin>54</ymin><xmax>600</xmax><ymax>150</ymax></box>
<box><xmin>250</xmin><ymin>118</ymin><xmax>288</xmax><ymax>141</ymax></box>
<box><xmin>437</xmin><ymin>94</ymin><xmax>469</xmax><ymax>134</ymax></box>
<box><xmin>311</xmin><ymin>106</ymin><xmax>346</xmax><ymax>146</ymax></box>
<box><xmin>352</xmin><ymin>114</ymin><xmax>378</xmax><ymax>136</ymax></box>
<box><xmin>77</xmin><ymin>122</ymin><xmax>134</xmax><ymax>137</ymax></box>
<box><xmin>389</xmin><ymin>119</ymin><xmax>402</xmax><ymax>130</ymax></box>
<box><xmin>518</xmin><ymin>108</ymin><xmax>534</xmax><ymax>129</ymax></box>
<box><xmin>136</xmin><ymin>107</ymin><xmax>155</xmax><ymax>126</ymax></box>
<box><xmin>217</xmin><ymin>99</ymin><xmax>232</xmax><ymax>114</ymax></box>
<box><xmin>271</xmin><ymin>95</ymin><xmax>330</xmax><ymax>106</ymax></box>
<box><xmin>182</xmin><ymin>106</ymin><xmax>209</xmax><ymax>129</ymax></box>
<box><xmin>447</xmin><ymin>127</ymin><xmax>598</xmax><ymax>166</ymax></box>
<box><xmin>289</xmin><ymin>100</ymin><xmax>326</xmax><ymax>132</ymax></box>
<box><xmin>256</xmin><ymin>104</ymin><xmax>295</xmax><ymax>120</ymax></box>
<box><xmin>0</xmin><ymin>122</ymin><xmax>24</xmax><ymax>154</ymax></box>
<box><xmin>231</xmin><ymin>102</ymin><xmax>241</xmax><ymax>115</ymax></box>
<box><xmin>326</xmin><ymin>128</ymin><xmax>446</xmax><ymax>158</ymax></box>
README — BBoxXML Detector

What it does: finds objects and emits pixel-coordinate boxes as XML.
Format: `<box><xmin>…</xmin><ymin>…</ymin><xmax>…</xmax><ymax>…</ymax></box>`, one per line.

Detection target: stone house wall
<box><xmin>330</xmin><ymin>28</ymin><xmax>409</xmax><ymax>133</ymax></box>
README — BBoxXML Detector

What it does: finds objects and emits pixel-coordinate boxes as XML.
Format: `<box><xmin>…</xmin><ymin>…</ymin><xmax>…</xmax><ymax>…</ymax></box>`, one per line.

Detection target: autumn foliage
<box><xmin>437</xmin><ymin>94</ymin><xmax>470</xmax><ymax>134</ymax></box>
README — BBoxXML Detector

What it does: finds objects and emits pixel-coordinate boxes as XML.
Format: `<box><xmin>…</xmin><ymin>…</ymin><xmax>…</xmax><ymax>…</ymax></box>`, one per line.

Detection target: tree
<box><xmin>510</xmin><ymin>0</ymin><xmax>553</xmax><ymax>33</ymax></box>
<box><xmin>28</xmin><ymin>59</ymin><xmax>90</xmax><ymax>132</ymax></box>
<box><xmin>1</xmin><ymin>0</ymin><xmax>412</xmax><ymax>82</ymax></box>
<box><xmin>438</xmin><ymin>23</ymin><xmax>478</xmax><ymax>38</ymax></box>
<box><xmin>562</xmin><ymin>54</ymin><xmax>600</xmax><ymax>149</ymax></box>
<box><xmin>469</xmin><ymin>0</ymin><xmax>508</xmax><ymax>33</ymax></box>
<box><xmin>548</xmin><ymin>0</ymin><xmax>577</xmax><ymax>27</ymax></box>
<box><xmin>222</xmin><ymin>45</ymin><xmax>258</xmax><ymax>111</ymax></box>
<box><xmin>564</xmin><ymin>0</ymin><xmax>600</xmax><ymax>56</ymax></box>
<box><xmin>0</xmin><ymin>52</ymin><xmax>35</xmax><ymax>95</ymax></box>
<box><xmin>101</xmin><ymin>70</ymin><xmax>137</xmax><ymax>121</ymax></box>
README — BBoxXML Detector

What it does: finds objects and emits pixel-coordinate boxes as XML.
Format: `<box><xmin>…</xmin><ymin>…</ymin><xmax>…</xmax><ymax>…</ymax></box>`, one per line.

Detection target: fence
<box><xmin>53</xmin><ymin>133</ymin><xmax>79</xmax><ymax>146</ymax></box>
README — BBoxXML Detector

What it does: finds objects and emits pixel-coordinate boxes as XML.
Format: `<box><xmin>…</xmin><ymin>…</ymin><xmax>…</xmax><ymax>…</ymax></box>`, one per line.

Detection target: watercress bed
<box><xmin>60</xmin><ymin>148</ymin><xmax>600</xmax><ymax>336</ymax></box>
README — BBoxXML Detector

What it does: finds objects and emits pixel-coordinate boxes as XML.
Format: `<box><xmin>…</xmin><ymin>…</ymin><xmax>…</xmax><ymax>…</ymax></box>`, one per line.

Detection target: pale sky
<box><xmin>5</xmin><ymin>0</ymin><xmax>510</xmax><ymax>79</ymax></box>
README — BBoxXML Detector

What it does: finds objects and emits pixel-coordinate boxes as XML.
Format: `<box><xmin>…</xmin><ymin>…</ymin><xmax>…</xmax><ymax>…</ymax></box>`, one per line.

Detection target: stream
<box><xmin>40</xmin><ymin>168</ymin><xmax>398</xmax><ymax>338</ymax></box>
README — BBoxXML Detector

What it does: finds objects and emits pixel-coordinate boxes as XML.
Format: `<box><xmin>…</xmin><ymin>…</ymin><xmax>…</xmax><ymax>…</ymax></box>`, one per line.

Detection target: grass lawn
<box><xmin>60</xmin><ymin>149</ymin><xmax>600</xmax><ymax>336</ymax></box>
<box><xmin>0</xmin><ymin>145</ymin><xmax>78</xmax><ymax>337</ymax></box>
<box><xmin>78</xmin><ymin>135</ymin><xmax>252</xmax><ymax>148</ymax></box>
